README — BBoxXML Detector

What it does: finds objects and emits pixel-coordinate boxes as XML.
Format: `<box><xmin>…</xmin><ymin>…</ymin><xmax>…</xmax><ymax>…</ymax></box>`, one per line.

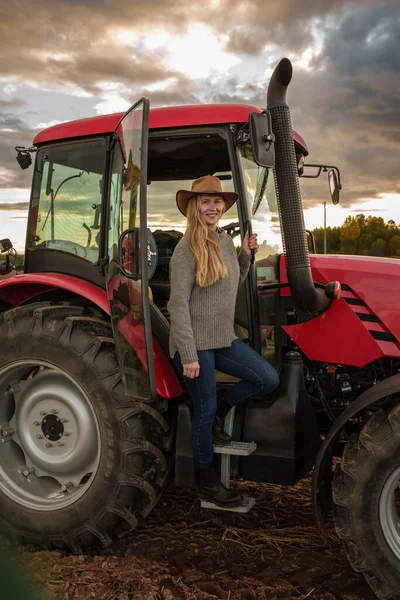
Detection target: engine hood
<box><xmin>281</xmin><ymin>253</ymin><xmax>400</xmax><ymax>343</ymax></box>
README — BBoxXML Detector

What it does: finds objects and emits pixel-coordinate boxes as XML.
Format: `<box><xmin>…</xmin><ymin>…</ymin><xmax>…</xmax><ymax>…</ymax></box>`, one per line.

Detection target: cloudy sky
<box><xmin>0</xmin><ymin>0</ymin><xmax>399</xmax><ymax>250</ymax></box>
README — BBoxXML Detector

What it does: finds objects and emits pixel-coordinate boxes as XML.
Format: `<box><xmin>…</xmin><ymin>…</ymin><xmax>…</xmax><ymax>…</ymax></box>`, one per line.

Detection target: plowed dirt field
<box><xmin>8</xmin><ymin>474</ymin><xmax>376</xmax><ymax>600</ymax></box>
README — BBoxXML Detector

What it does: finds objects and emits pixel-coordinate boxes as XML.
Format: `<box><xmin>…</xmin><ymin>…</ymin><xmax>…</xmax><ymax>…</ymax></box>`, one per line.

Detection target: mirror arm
<box><xmin>306</xmin><ymin>229</ymin><xmax>316</xmax><ymax>254</ymax></box>
<box><xmin>303</xmin><ymin>163</ymin><xmax>342</xmax><ymax>188</ymax></box>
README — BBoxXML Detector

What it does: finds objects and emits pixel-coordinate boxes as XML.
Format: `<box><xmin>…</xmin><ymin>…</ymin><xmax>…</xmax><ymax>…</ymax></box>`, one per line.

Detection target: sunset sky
<box><xmin>0</xmin><ymin>0</ymin><xmax>399</xmax><ymax>250</ymax></box>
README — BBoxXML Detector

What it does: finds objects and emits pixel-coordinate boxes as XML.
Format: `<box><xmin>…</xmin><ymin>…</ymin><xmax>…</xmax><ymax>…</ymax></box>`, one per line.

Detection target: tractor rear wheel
<box><xmin>0</xmin><ymin>303</ymin><xmax>172</xmax><ymax>551</ymax></box>
<box><xmin>332</xmin><ymin>406</ymin><xmax>400</xmax><ymax>600</ymax></box>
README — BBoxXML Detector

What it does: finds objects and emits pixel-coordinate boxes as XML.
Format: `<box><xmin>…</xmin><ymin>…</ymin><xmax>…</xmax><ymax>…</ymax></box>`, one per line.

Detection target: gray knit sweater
<box><xmin>167</xmin><ymin>231</ymin><xmax>251</xmax><ymax>364</ymax></box>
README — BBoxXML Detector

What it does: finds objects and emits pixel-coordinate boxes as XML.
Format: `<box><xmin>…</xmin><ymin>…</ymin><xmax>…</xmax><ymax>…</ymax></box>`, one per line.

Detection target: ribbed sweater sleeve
<box><xmin>237</xmin><ymin>248</ymin><xmax>251</xmax><ymax>285</ymax></box>
<box><xmin>167</xmin><ymin>239</ymin><xmax>198</xmax><ymax>364</ymax></box>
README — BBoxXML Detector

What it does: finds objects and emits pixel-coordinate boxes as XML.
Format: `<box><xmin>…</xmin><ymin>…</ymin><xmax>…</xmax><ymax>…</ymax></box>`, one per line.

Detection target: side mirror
<box><xmin>249</xmin><ymin>111</ymin><xmax>275</xmax><ymax>168</ymax></box>
<box><xmin>118</xmin><ymin>228</ymin><xmax>158</xmax><ymax>280</ymax></box>
<box><xmin>0</xmin><ymin>238</ymin><xmax>13</xmax><ymax>253</ymax></box>
<box><xmin>328</xmin><ymin>168</ymin><xmax>340</xmax><ymax>205</ymax></box>
<box><xmin>15</xmin><ymin>146</ymin><xmax>35</xmax><ymax>170</ymax></box>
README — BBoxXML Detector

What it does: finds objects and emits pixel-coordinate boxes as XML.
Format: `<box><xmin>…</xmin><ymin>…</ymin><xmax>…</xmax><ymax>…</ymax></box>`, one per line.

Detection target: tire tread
<box><xmin>0</xmin><ymin>302</ymin><xmax>173</xmax><ymax>551</ymax></box>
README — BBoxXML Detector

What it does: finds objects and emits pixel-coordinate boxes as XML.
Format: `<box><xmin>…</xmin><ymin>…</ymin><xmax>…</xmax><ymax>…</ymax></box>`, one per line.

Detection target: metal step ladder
<box><xmin>200</xmin><ymin>407</ymin><xmax>257</xmax><ymax>513</ymax></box>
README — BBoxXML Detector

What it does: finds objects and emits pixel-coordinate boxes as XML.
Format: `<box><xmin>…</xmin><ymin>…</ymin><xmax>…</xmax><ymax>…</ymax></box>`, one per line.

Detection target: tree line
<box><xmin>311</xmin><ymin>214</ymin><xmax>400</xmax><ymax>257</ymax></box>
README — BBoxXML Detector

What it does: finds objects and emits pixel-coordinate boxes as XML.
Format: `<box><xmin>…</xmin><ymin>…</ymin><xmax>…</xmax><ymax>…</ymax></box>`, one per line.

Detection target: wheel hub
<box><xmin>41</xmin><ymin>414</ymin><xmax>64</xmax><ymax>441</ymax></box>
<box><xmin>0</xmin><ymin>361</ymin><xmax>101</xmax><ymax>510</ymax></box>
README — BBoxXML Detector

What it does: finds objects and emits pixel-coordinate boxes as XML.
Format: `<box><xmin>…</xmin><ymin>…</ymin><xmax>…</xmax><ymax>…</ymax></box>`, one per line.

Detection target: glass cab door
<box><xmin>105</xmin><ymin>98</ymin><xmax>156</xmax><ymax>400</ymax></box>
<box><xmin>239</xmin><ymin>146</ymin><xmax>283</xmax><ymax>369</ymax></box>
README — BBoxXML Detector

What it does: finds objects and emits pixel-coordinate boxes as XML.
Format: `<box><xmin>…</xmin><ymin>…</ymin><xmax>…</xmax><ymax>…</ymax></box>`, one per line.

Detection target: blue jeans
<box><xmin>175</xmin><ymin>339</ymin><xmax>280</xmax><ymax>468</ymax></box>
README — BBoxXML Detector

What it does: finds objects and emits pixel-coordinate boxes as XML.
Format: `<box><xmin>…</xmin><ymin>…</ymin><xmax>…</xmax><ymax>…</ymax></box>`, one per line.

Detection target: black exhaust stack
<box><xmin>267</xmin><ymin>58</ymin><xmax>338</xmax><ymax>313</ymax></box>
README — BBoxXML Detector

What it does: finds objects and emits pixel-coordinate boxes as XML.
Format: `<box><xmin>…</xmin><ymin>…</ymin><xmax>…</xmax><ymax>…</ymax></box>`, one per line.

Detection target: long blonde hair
<box><xmin>186</xmin><ymin>195</ymin><xmax>228</xmax><ymax>287</ymax></box>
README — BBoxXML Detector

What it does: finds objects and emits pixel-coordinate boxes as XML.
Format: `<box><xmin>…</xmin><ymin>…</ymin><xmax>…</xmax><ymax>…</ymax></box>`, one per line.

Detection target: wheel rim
<box><xmin>0</xmin><ymin>360</ymin><xmax>101</xmax><ymax>510</ymax></box>
<box><xmin>380</xmin><ymin>464</ymin><xmax>400</xmax><ymax>559</ymax></box>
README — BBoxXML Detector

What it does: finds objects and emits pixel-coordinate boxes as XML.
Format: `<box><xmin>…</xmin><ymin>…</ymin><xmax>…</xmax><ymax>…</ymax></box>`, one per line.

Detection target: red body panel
<box><xmin>280</xmin><ymin>255</ymin><xmax>400</xmax><ymax>367</ymax></box>
<box><xmin>32</xmin><ymin>104</ymin><xmax>308</xmax><ymax>153</ymax></box>
<box><xmin>0</xmin><ymin>273</ymin><xmax>181</xmax><ymax>399</ymax></box>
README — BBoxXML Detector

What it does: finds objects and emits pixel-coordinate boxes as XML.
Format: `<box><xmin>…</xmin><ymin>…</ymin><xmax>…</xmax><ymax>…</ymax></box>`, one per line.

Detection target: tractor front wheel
<box><xmin>0</xmin><ymin>303</ymin><xmax>172</xmax><ymax>551</ymax></box>
<box><xmin>332</xmin><ymin>406</ymin><xmax>400</xmax><ymax>600</ymax></box>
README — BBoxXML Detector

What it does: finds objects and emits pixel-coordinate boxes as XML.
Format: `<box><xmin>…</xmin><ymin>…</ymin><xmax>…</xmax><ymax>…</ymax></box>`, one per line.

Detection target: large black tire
<box><xmin>0</xmin><ymin>303</ymin><xmax>173</xmax><ymax>551</ymax></box>
<box><xmin>332</xmin><ymin>406</ymin><xmax>400</xmax><ymax>600</ymax></box>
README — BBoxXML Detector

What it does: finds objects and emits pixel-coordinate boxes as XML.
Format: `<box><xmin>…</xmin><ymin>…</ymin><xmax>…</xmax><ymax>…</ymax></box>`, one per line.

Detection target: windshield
<box><xmin>27</xmin><ymin>139</ymin><xmax>106</xmax><ymax>263</ymax></box>
<box><xmin>239</xmin><ymin>146</ymin><xmax>283</xmax><ymax>258</ymax></box>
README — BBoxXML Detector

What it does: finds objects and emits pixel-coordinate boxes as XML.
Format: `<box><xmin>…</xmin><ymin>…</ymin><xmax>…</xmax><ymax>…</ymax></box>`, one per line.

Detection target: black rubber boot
<box><xmin>212</xmin><ymin>400</ymin><xmax>233</xmax><ymax>444</ymax></box>
<box><xmin>196</xmin><ymin>466</ymin><xmax>243</xmax><ymax>507</ymax></box>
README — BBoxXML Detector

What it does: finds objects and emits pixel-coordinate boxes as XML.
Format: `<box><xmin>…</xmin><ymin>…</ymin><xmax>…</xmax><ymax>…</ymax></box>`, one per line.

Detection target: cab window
<box><xmin>27</xmin><ymin>139</ymin><xmax>106</xmax><ymax>263</ymax></box>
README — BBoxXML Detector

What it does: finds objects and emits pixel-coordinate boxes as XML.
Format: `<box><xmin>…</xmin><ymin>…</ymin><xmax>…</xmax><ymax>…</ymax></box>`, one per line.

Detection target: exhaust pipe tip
<box><xmin>267</xmin><ymin>58</ymin><xmax>293</xmax><ymax>107</ymax></box>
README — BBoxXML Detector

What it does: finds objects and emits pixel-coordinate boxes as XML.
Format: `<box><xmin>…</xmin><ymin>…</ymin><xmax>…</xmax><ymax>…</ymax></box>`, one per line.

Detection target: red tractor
<box><xmin>1</xmin><ymin>58</ymin><xmax>399</xmax><ymax>599</ymax></box>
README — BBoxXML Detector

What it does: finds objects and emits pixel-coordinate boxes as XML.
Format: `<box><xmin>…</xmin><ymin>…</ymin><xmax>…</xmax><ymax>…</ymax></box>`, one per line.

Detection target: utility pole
<box><xmin>323</xmin><ymin>201</ymin><xmax>327</xmax><ymax>254</ymax></box>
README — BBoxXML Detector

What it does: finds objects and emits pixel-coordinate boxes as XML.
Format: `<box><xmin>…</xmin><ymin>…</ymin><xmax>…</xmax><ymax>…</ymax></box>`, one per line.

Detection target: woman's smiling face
<box><xmin>198</xmin><ymin>194</ymin><xmax>224</xmax><ymax>228</ymax></box>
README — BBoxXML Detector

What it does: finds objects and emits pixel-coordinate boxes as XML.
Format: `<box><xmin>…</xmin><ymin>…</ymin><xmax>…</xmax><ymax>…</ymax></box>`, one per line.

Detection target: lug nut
<box><xmin>40</xmin><ymin>411</ymin><xmax>47</xmax><ymax>416</ymax></box>
<box><xmin>45</xmin><ymin>442</ymin><xmax>53</xmax><ymax>448</ymax></box>
<box><xmin>51</xmin><ymin>409</ymin><xmax>58</xmax><ymax>414</ymax></box>
<box><xmin>36</xmin><ymin>434</ymin><xmax>43</xmax><ymax>439</ymax></box>
<box><xmin>1</xmin><ymin>427</ymin><xmax>14</xmax><ymax>437</ymax></box>
<box><xmin>45</xmin><ymin>434</ymin><xmax>50</xmax><ymax>439</ymax></box>
<box><xmin>18</xmin><ymin>466</ymin><xmax>35</xmax><ymax>477</ymax></box>
<box><xmin>60</xmin><ymin>482</ymin><xmax>73</xmax><ymax>492</ymax></box>
<box><xmin>61</xmin><ymin>418</ymin><xmax>68</xmax><ymax>423</ymax></box>
<box><xmin>57</xmin><ymin>442</ymin><xmax>64</xmax><ymax>447</ymax></box>
<box><xmin>34</xmin><ymin>421</ymin><xmax>40</xmax><ymax>426</ymax></box>
<box><xmin>64</xmin><ymin>431</ymin><xmax>70</xmax><ymax>437</ymax></box>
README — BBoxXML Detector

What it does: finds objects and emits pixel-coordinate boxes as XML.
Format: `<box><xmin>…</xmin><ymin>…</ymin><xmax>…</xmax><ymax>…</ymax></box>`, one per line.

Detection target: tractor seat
<box><xmin>149</xmin><ymin>229</ymin><xmax>183</xmax><ymax>306</ymax></box>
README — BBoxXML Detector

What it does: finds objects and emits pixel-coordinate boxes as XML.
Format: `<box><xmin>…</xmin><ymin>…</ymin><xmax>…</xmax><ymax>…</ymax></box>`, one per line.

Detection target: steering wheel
<box><xmin>222</xmin><ymin>221</ymin><xmax>241</xmax><ymax>239</ymax></box>
<box><xmin>40</xmin><ymin>239</ymin><xmax>90</xmax><ymax>258</ymax></box>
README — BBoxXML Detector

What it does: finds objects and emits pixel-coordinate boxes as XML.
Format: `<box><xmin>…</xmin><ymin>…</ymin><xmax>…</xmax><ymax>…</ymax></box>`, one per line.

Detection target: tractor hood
<box><xmin>281</xmin><ymin>253</ymin><xmax>400</xmax><ymax>342</ymax></box>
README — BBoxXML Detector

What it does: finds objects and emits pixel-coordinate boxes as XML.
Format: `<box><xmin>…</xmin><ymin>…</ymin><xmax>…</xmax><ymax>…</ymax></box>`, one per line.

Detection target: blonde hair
<box><xmin>186</xmin><ymin>195</ymin><xmax>228</xmax><ymax>287</ymax></box>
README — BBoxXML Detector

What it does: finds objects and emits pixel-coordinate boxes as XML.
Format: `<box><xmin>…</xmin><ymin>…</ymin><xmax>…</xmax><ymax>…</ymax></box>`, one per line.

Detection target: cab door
<box><xmin>105</xmin><ymin>98</ymin><xmax>156</xmax><ymax>401</ymax></box>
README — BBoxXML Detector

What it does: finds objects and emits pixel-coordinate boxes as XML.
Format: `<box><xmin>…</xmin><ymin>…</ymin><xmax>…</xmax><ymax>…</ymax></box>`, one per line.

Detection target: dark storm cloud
<box><xmin>0</xmin><ymin>99</ymin><xmax>26</xmax><ymax>109</ymax></box>
<box><xmin>0</xmin><ymin>0</ymin><xmax>375</xmax><ymax>90</ymax></box>
<box><xmin>320</xmin><ymin>2</ymin><xmax>400</xmax><ymax>75</ymax></box>
<box><xmin>0</xmin><ymin>0</ymin><xmax>398</xmax><ymax>217</ymax></box>
<box><xmin>0</xmin><ymin>1</ymin><xmax>193</xmax><ymax>95</ymax></box>
<box><xmin>0</xmin><ymin>113</ymin><xmax>27</xmax><ymax>130</ymax></box>
<box><xmin>221</xmin><ymin>0</ymin><xmax>379</xmax><ymax>55</ymax></box>
<box><xmin>0</xmin><ymin>202</ymin><xmax>29</xmax><ymax>210</ymax></box>
<box><xmin>212</xmin><ymin>1</ymin><xmax>399</xmax><ymax>211</ymax></box>
<box><xmin>224</xmin><ymin>26</ymin><xmax>267</xmax><ymax>56</ymax></box>
<box><xmin>0</xmin><ymin>43</ymin><xmax>189</xmax><ymax>97</ymax></box>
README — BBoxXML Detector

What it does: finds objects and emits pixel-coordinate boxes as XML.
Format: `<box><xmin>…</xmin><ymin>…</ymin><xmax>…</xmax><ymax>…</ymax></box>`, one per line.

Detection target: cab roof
<box><xmin>32</xmin><ymin>103</ymin><xmax>308</xmax><ymax>153</ymax></box>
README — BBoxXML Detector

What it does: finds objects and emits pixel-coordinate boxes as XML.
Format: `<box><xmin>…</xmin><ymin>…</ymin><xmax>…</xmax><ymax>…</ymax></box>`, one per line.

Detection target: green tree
<box><xmin>311</xmin><ymin>214</ymin><xmax>400</xmax><ymax>257</ymax></box>
<box><xmin>370</xmin><ymin>238</ymin><xmax>387</xmax><ymax>256</ymax></box>
<box><xmin>388</xmin><ymin>235</ymin><xmax>400</xmax><ymax>256</ymax></box>
<box><xmin>340</xmin><ymin>216</ymin><xmax>361</xmax><ymax>243</ymax></box>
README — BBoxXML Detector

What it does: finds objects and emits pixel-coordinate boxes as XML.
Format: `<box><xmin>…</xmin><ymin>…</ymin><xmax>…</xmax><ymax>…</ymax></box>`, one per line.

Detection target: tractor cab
<box><xmin>16</xmin><ymin>88</ymin><xmax>337</xmax><ymax>499</ymax></box>
<box><xmin>22</xmin><ymin>100</ymin><xmax>312</xmax><ymax>400</ymax></box>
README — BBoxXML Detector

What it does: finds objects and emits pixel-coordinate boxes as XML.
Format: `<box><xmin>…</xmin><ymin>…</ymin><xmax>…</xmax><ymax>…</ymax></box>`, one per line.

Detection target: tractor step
<box><xmin>213</xmin><ymin>441</ymin><xmax>257</xmax><ymax>456</ymax></box>
<box><xmin>200</xmin><ymin>496</ymin><xmax>256</xmax><ymax>513</ymax></box>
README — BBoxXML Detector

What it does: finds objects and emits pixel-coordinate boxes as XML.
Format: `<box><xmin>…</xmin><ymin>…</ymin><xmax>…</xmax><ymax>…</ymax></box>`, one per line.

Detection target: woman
<box><xmin>168</xmin><ymin>175</ymin><xmax>280</xmax><ymax>507</ymax></box>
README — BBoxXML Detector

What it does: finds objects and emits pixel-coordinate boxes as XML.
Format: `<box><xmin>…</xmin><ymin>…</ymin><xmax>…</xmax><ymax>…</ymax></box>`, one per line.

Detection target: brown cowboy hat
<box><xmin>176</xmin><ymin>175</ymin><xmax>239</xmax><ymax>216</ymax></box>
